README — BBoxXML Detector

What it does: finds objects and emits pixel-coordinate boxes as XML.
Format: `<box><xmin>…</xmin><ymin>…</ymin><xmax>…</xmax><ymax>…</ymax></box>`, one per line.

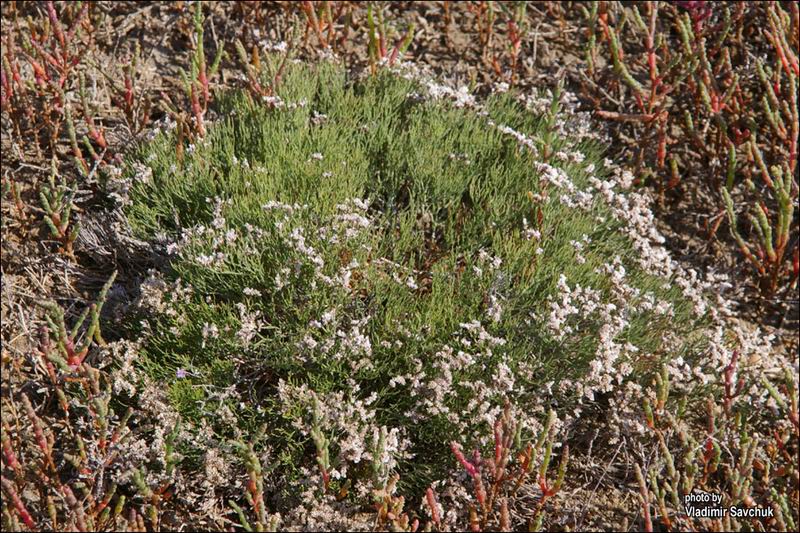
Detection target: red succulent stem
<box><xmin>1</xmin><ymin>476</ymin><xmax>36</xmax><ymax>529</ymax></box>
<box><xmin>425</xmin><ymin>487</ymin><xmax>441</xmax><ymax>526</ymax></box>
<box><xmin>451</xmin><ymin>441</ymin><xmax>478</xmax><ymax>478</ymax></box>
<box><xmin>2</xmin><ymin>433</ymin><xmax>20</xmax><ymax>472</ymax></box>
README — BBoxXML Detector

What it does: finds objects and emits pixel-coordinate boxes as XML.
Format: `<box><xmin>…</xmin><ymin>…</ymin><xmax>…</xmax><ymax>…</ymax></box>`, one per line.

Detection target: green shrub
<box><xmin>123</xmin><ymin>59</ymin><xmax>711</xmax><ymax>493</ymax></box>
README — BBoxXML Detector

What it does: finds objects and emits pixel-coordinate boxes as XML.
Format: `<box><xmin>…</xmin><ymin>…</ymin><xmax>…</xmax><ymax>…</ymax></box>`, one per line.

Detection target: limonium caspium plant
<box><xmin>118</xmin><ymin>56</ymin><xmax>778</xmax><ymax>525</ymax></box>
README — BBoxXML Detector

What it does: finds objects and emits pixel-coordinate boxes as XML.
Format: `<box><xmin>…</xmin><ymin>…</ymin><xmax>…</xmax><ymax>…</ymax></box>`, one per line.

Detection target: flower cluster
<box><xmin>277</xmin><ymin>380</ymin><xmax>411</xmax><ymax>483</ymax></box>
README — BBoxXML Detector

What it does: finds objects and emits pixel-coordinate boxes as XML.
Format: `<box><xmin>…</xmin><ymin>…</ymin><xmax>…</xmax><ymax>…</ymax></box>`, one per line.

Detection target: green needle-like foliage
<box><xmin>124</xmin><ymin>59</ymin><xmax>710</xmax><ymax>492</ymax></box>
